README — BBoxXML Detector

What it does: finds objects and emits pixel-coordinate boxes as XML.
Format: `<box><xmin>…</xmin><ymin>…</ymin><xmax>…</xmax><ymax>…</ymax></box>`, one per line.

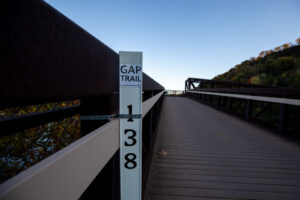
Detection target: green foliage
<box><xmin>212</xmin><ymin>42</ymin><xmax>300</xmax><ymax>136</ymax></box>
<box><xmin>213</xmin><ymin>45</ymin><xmax>300</xmax><ymax>87</ymax></box>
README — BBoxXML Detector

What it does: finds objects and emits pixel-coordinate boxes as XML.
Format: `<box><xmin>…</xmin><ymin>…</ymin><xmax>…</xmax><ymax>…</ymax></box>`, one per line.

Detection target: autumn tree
<box><xmin>282</xmin><ymin>43</ymin><xmax>291</xmax><ymax>49</ymax></box>
<box><xmin>274</xmin><ymin>46</ymin><xmax>281</xmax><ymax>52</ymax></box>
<box><xmin>258</xmin><ymin>51</ymin><xmax>266</xmax><ymax>58</ymax></box>
<box><xmin>265</xmin><ymin>50</ymin><xmax>273</xmax><ymax>56</ymax></box>
<box><xmin>296</xmin><ymin>37</ymin><xmax>300</xmax><ymax>45</ymax></box>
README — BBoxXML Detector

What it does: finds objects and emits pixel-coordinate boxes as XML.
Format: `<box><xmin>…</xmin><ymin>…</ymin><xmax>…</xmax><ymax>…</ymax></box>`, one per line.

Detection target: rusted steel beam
<box><xmin>0</xmin><ymin>0</ymin><xmax>118</xmax><ymax>105</ymax></box>
<box><xmin>143</xmin><ymin>73</ymin><xmax>164</xmax><ymax>92</ymax></box>
<box><xmin>0</xmin><ymin>0</ymin><xmax>164</xmax><ymax>108</ymax></box>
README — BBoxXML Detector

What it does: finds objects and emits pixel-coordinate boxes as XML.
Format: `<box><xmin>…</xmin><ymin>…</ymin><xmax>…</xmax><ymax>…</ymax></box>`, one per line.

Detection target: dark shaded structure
<box><xmin>0</xmin><ymin>0</ymin><xmax>164</xmax><ymax>199</ymax></box>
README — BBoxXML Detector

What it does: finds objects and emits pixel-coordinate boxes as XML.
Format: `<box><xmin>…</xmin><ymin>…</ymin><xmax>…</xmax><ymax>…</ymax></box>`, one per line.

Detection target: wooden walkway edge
<box><xmin>145</xmin><ymin>97</ymin><xmax>300</xmax><ymax>200</ymax></box>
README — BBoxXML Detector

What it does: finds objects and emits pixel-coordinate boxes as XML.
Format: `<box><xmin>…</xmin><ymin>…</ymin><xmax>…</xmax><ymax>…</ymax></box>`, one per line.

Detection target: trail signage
<box><xmin>119</xmin><ymin>51</ymin><xmax>142</xmax><ymax>200</ymax></box>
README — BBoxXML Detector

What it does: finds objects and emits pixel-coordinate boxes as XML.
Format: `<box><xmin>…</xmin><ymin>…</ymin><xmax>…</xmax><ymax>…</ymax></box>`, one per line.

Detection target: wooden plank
<box><xmin>149</xmin><ymin>173</ymin><xmax>300</xmax><ymax>186</ymax></box>
<box><xmin>148</xmin><ymin>179</ymin><xmax>300</xmax><ymax>194</ymax></box>
<box><xmin>147</xmin><ymin>186</ymin><xmax>300</xmax><ymax>200</ymax></box>
<box><xmin>145</xmin><ymin>97</ymin><xmax>300</xmax><ymax>200</ymax></box>
<box><xmin>146</xmin><ymin>194</ymin><xmax>233</xmax><ymax>200</ymax></box>
<box><xmin>150</xmin><ymin>162</ymin><xmax>300</xmax><ymax>176</ymax></box>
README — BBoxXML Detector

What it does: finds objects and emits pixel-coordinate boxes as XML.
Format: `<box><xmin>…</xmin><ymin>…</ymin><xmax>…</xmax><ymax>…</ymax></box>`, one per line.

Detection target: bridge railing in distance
<box><xmin>165</xmin><ymin>90</ymin><xmax>185</xmax><ymax>96</ymax></box>
<box><xmin>0</xmin><ymin>0</ymin><xmax>164</xmax><ymax>199</ymax></box>
<box><xmin>185</xmin><ymin>78</ymin><xmax>300</xmax><ymax>135</ymax></box>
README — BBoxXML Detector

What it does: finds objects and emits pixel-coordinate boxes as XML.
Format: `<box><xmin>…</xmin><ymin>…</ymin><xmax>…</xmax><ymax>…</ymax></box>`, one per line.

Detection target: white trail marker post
<box><xmin>119</xmin><ymin>51</ymin><xmax>142</xmax><ymax>200</ymax></box>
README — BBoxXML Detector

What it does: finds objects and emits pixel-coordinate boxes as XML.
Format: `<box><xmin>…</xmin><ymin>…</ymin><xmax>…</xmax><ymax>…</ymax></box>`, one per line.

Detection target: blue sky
<box><xmin>45</xmin><ymin>0</ymin><xmax>300</xmax><ymax>90</ymax></box>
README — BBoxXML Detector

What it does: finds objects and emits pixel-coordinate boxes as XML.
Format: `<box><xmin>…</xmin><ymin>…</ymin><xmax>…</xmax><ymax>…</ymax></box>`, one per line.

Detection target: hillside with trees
<box><xmin>213</xmin><ymin>38</ymin><xmax>300</xmax><ymax>87</ymax></box>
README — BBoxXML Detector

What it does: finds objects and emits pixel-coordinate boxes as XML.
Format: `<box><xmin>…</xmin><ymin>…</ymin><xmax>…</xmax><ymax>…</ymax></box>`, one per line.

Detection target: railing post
<box><xmin>217</xmin><ymin>96</ymin><xmax>220</xmax><ymax>107</ymax></box>
<box><xmin>277</xmin><ymin>104</ymin><xmax>286</xmax><ymax>133</ymax></box>
<box><xmin>245</xmin><ymin>100</ymin><xmax>252</xmax><ymax>120</ymax></box>
<box><xmin>80</xmin><ymin>94</ymin><xmax>120</xmax><ymax>200</ymax></box>
<box><xmin>142</xmin><ymin>105</ymin><xmax>153</xmax><ymax>195</ymax></box>
<box><xmin>228</xmin><ymin>97</ymin><xmax>233</xmax><ymax>112</ymax></box>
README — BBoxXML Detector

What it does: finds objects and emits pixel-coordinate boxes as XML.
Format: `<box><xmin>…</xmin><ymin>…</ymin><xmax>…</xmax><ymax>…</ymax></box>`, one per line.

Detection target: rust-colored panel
<box><xmin>0</xmin><ymin>0</ymin><xmax>164</xmax><ymax>108</ymax></box>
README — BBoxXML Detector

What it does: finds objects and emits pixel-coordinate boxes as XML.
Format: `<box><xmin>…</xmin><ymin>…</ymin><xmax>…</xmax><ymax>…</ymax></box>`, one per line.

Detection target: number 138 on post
<box><xmin>119</xmin><ymin>51</ymin><xmax>143</xmax><ymax>200</ymax></box>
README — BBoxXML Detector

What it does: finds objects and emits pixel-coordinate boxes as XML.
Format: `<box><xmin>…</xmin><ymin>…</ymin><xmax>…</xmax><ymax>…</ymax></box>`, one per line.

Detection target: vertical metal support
<box><xmin>141</xmin><ymin>95</ymin><xmax>164</xmax><ymax>198</ymax></box>
<box><xmin>217</xmin><ymin>96</ymin><xmax>220</xmax><ymax>107</ymax></box>
<box><xmin>80</xmin><ymin>94</ymin><xmax>119</xmax><ymax>200</ymax></box>
<box><xmin>277</xmin><ymin>104</ymin><xmax>286</xmax><ymax>133</ymax></box>
<box><xmin>221</xmin><ymin>96</ymin><xmax>224</xmax><ymax>106</ymax></box>
<box><xmin>228</xmin><ymin>97</ymin><xmax>233</xmax><ymax>112</ymax></box>
<box><xmin>142</xmin><ymin>106</ymin><xmax>153</xmax><ymax>193</ymax></box>
<box><xmin>147</xmin><ymin>110</ymin><xmax>153</xmax><ymax>151</ymax></box>
<box><xmin>245</xmin><ymin>100</ymin><xmax>252</xmax><ymax>120</ymax></box>
<box><xmin>81</xmin><ymin>95</ymin><xmax>115</xmax><ymax>135</ymax></box>
<box><xmin>112</xmin><ymin>151</ymin><xmax>121</xmax><ymax>200</ymax></box>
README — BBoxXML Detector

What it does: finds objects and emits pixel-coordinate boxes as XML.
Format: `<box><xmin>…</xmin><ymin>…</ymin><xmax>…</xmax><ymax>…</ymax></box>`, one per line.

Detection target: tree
<box><xmin>249</xmin><ymin>76</ymin><xmax>261</xmax><ymax>84</ymax></box>
<box><xmin>274</xmin><ymin>46</ymin><xmax>281</xmax><ymax>52</ymax></box>
<box><xmin>258</xmin><ymin>51</ymin><xmax>266</xmax><ymax>58</ymax></box>
<box><xmin>296</xmin><ymin>37</ymin><xmax>300</xmax><ymax>45</ymax></box>
<box><xmin>265</xmin><ymin>50</ymin><xmax>273</xmax><ymax>56</ymax></box>
<box><xmin>282</xmin><ymin>43</ymin><xmax>291</xmax><ymax>49</ymax></box>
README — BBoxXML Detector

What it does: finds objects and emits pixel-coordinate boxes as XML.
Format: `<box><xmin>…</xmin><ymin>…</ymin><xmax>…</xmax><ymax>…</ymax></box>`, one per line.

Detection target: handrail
<box><xmin>142</xmin><ymin>91</ymin><xmax>164</xmax><ymax>118</ymax></box>
<box><xmin>186</xmin><ymin>90</ymin><xmax>300</xmax><ymax>106</ymax></box>
<box><xmin>0</xmin><ymin>91</ymin><xmax>164</xmax><ymax>200</ymax></box>
<box><xmin>0</xmin><ymin>105</ymin><xmax>80</xmax><ymax>136</ymax></box>
<box><xmin>189</xmin><ymin>88</ymin><xmax>300</xmax><ymax>98</ymax></box>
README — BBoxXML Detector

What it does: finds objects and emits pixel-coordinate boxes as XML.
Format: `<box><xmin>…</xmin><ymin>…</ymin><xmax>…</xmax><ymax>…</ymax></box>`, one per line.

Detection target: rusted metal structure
<box><xmin>0</xmin><ymin>0</ymin><xmax>164</xmax><ymax>199</ymax></box>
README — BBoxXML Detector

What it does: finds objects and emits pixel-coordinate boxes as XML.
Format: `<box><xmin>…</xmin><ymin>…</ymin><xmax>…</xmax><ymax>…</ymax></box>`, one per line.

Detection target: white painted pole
<box><xmin>119</xmin><ymin>51</ymin><xmax>142</xmax><ymax>200</ymax></box>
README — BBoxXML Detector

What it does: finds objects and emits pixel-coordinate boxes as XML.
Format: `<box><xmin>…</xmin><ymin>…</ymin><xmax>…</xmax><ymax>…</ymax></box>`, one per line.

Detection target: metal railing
<box><xmin>0</xmin><ymin>91</ymin><xmax>164</xmax><ymax>200</ymax></box>
<box><xmin>185</xmin><ymin>78</ymin><xmax>300</xmax><ymax>135</ymax></box>
<box><xmin>0</xmin><ymin>1</ymin><xmax>164</xmax><ymax>199</ymax></box>
<box><xmin>164</xmin><ymin>90</ymin><xmax>184</xmax><ymax>96</ymax></box>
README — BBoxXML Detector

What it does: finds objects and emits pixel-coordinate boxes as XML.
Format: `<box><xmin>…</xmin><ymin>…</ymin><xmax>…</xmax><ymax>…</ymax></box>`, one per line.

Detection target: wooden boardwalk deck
<box><xmin>144</xmin><ymin>97</ymin><xmax>300</xmax><ymax>200</ymax></box>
